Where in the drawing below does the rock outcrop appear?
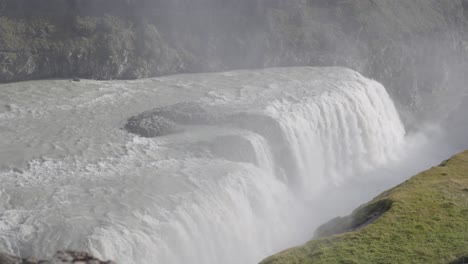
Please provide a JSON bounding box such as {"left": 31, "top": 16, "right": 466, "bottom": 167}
{"left": 0, "top": 251, "right": 115, "bottom": 264}
{"left": 124, "top": 102, "right": 215, "bottom": 137}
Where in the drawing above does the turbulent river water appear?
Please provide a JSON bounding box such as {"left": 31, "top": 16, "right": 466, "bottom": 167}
{"left": 0, "top": 67, "right": 461, "bottom": 264}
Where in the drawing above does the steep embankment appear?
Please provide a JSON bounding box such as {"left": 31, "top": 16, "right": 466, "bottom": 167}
{"left": 1, "top": 0, "right": 468, "bottom": 123}
{"left": 261, "top": 150, "right": 468, "bottom": 264}
{"left": 0, "top": 251, "right": 114, "bottom": 264}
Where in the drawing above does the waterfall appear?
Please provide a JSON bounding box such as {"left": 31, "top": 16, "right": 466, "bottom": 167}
{"left": 225, "top": 69, "right": 405, "bottom": 195}
{"left": 0, "top": 67, "right": 407, "bottom": 264}
{"left": 264, "top": 78, "right": 406, "bottom": 194}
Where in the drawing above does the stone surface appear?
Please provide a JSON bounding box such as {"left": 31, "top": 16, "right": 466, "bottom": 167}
{"left": 125, "top": 114, "right": 181, "bottom": 138}
{"left": 124, "top": 102, "right": 219, "bottom": 137}
{"left": 1, "top": 1, "right": 467, "bottom": 125}
{"left": 0, "top": 251, "right": 115, "bottom": 264}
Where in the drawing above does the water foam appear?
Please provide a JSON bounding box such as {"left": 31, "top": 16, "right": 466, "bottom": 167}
{"left": 0, "top": 67, "right": 407, "bottom": 264}
{"left": 264, "top": 78, "right": 405, "bottom": 194}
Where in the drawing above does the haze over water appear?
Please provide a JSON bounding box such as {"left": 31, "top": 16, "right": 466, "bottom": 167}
{"left": 0, "top": 67, "right": 464, "bottom": 263}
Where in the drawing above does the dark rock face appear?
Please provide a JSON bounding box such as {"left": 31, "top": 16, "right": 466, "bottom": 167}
{"left": 125, "top": 114, "right": 181, "bottom": 138}
{"left": 124, "top": 102, "right": 214, "bottom": 137}
{"left": 314, "top": 199, "right": 393, "bottom": 238}
{"left": 1, "top": 0, "right": 468, "bottom": 123}
{"left": 0, "top": 251, "right": 115, "bottom": 264}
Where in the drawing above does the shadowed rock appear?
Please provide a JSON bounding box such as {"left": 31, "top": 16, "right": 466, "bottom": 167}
{"left": 125, "top": 114, "right": 180, "bottom": 138}
{"left": 0, "top": 251, "right": 115, "bottom": 264}
{"left": 314, "top": 199, "right": 393, "bottom": 238}
{"left": 124, "top": 102, "right": 216, "bottom": 137}
{"left": 2, "top": 0, "right": 467, "bottom": 126}
{"left": 449, "top": 256, "right": 468, "bottom": 264}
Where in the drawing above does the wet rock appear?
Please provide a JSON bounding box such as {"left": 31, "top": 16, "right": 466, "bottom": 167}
{"left": 125, "top": 114, "right": 181, "bottom": 138}
{"left": 0, "top": 251, "right": 115, "bottom": 264}
{"left": 1, "top": 0, "right": 467, "bottom": 126}
{"left": 314, "top": 199, "right": 394, "bottom": 238}
{"left": 124, "top": 102, "right": 217, "bottom": 137}
{"left": 0, "top": 253, "right": 20, "bottom": 264}
{"left": 150, "top": 102, "right": 216, "bottom": 125}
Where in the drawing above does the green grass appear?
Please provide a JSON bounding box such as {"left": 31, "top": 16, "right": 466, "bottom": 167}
{"left": 261, "top": 150, "right": 468, "bottom": 264}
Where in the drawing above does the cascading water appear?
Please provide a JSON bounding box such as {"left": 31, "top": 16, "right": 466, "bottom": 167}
{"left": 0, "top": 67, "right": 409, "bottom": 264}
{"left": 264, "top": 77, "right": 406, "bottom": 194}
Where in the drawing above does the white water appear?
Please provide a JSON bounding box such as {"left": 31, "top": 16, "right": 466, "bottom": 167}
{"left": 0, "top": 67, "right": 452, "bottom": 263}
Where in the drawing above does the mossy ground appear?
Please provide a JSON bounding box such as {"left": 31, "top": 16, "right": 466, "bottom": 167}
{"left": 261, "top": 151, "right": 468, "bottom": 264}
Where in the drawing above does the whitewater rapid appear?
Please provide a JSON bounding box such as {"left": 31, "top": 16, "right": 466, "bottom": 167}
{"left": 0, "top": 67, "right": 434, "bottom": 263}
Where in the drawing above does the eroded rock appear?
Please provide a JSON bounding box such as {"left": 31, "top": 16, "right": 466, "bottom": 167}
{"left": 125, "top": 102, "right": 216, "bottom": 137}
{"left": 125, "top": 114, "right": 180, "bottom": 138}
{"left": 0, "top": 251, "right": 115, "bottom": 264}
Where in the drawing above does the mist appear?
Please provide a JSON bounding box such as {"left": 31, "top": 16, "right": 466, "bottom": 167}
{"left": 0, "top": 1, "right": 468, "bottom": 264}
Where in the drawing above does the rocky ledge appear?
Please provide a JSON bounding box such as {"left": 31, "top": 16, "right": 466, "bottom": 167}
{"left": 1, "top": 0, "right": 467, "bottom": 126}
{"left": 0, "top": 251, "right": 115, "bottom": 264}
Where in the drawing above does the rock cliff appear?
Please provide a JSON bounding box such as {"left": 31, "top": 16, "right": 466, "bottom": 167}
{"left": 0, "top": 251, "right": 114, "bottom": 264}
{"left": 1, "top": 0, "right": 468, "bottom": 123}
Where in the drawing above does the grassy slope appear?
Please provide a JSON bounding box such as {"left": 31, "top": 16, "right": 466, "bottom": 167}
{"left": 261, "top": 151, "right": 468, "bottom": 264}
